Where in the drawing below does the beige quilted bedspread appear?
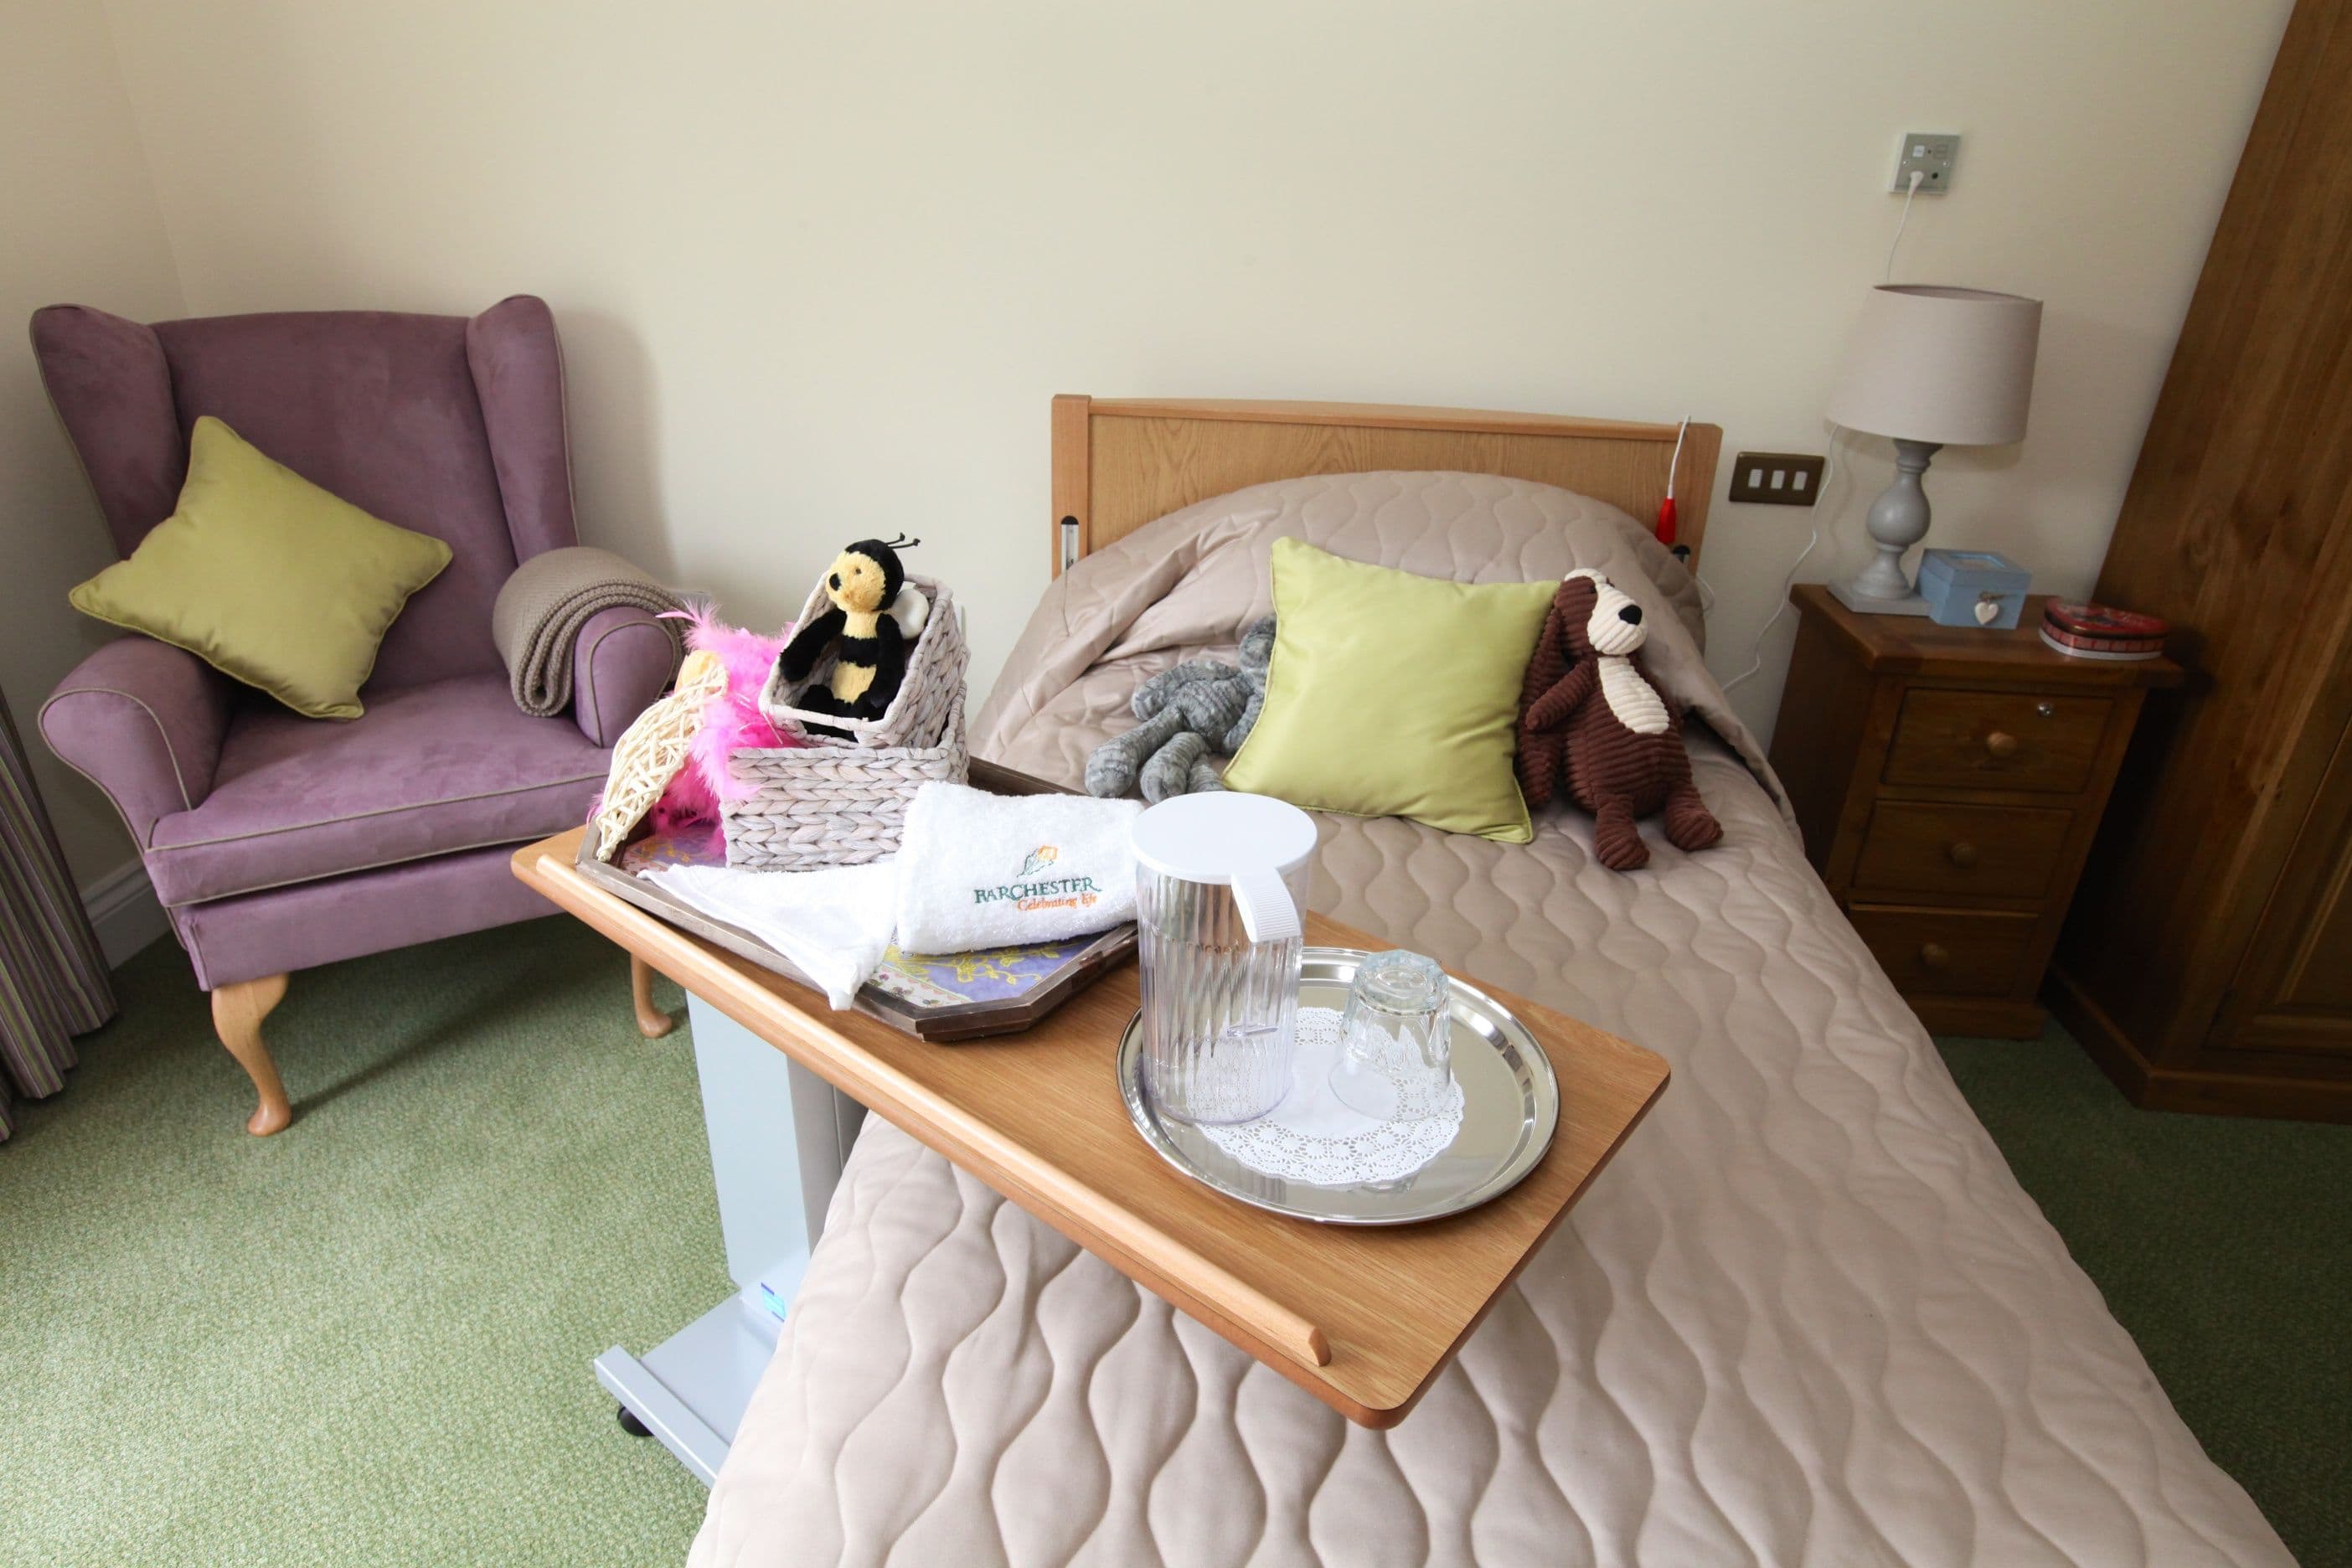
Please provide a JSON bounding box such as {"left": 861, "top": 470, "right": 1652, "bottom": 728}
{"left": 689, "top": 474, "right": 2287, "bottom": 1567}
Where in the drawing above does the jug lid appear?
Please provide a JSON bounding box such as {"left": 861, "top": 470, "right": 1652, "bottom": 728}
{"left": 1131, "top": 792, "right": 1317, "bottom": 885}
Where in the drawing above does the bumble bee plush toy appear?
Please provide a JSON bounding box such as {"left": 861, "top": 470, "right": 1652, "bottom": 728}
{"left": 778, "top": 534, "right": 927, "bottom": 735}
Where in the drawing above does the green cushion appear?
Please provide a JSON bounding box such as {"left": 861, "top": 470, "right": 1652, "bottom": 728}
{"left": 69, "top": 417, "right": 452, "bottom": 720}
{"left": 1222, "top": 538, "right": 1556, "bottom": 843}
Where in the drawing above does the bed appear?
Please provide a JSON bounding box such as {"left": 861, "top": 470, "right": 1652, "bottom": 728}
{"left": 689, "top": 400, "right": 2287, "bottom": 1566}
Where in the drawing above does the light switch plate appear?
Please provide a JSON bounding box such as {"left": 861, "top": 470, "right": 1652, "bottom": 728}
{"left": 1892, "top": 132, "right": 1958, "bottom": 193}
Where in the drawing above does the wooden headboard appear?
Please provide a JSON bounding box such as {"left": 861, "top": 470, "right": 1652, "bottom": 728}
{"left": 1050, "top": 397, "right": 1722, "bottom": 576}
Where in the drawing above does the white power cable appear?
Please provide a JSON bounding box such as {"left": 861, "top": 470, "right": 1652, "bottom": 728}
{"left": 1724, "top": 422, "right": 1844, "bottom": 693}
{"left": 1723, "top": 180, "right": 1920, "bottom": 689}
{"left": 1884, "top": 168, "right": 1925, "bottom": 284}
{"left": 1719, "top": 182, "right": 1914, "bottom": 691}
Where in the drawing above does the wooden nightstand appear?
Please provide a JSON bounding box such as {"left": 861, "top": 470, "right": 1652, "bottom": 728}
{"left": 1768, "top": 585, "right": 2182, "bottom": 1038}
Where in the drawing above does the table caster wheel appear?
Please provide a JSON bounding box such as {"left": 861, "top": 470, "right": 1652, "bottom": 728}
{"left": 617, "top": 1404, "right": 652, "bottom": 1438}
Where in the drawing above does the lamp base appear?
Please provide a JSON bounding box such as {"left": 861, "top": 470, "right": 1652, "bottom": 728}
{"left": 1828, "top": 580, "right": 1932, "bottom": 617}
{"left": 1834, "top": 437, "right": 1943, "bottom": 618}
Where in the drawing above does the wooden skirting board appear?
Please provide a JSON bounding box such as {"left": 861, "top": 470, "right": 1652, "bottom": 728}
{"left": 2046, "top": 965, "right": 2352, "bottom": 1122}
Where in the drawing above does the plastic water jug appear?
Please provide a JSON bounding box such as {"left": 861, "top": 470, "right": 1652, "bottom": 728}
{"left": 1130, "top": 792, "right": 1317, "bottom": 1123}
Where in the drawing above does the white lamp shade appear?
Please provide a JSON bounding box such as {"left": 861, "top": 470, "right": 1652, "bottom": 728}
{"left": 1826, "top": 285, "right": 2042, "bottom": 446}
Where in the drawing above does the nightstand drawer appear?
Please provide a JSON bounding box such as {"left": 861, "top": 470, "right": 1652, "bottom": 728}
{"left": 1851, "top": 802, "right": 2073, "bottom": 900}
{"left": 1884, "top": 689, "right": 2111, "bottom": 792}
{"left": 1849, "top": 905, "right": 2037, "bottom": 997}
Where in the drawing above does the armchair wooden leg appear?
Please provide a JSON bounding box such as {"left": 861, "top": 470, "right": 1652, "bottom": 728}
{"left": 630, "top": 955, "right": 674, "bottom": 1039}
{"left": 211, "top": 973, "right": 293, "bottom": 1136}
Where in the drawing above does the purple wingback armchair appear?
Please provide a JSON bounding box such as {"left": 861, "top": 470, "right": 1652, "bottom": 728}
{"left": 33, "top": 296, "right": 676, "bottom": 1134}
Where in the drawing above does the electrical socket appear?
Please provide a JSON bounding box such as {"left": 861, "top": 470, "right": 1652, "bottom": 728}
{"left": 1728, "top": 452, "right": 1827, "bottom": 506}
{"left": 1892, "top": 132, "right": 1958, "bottom": 193}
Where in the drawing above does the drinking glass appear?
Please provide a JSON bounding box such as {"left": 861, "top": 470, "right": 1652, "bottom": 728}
{"left": 1329, "top": 950, "right": 1453, "bottom": 1121}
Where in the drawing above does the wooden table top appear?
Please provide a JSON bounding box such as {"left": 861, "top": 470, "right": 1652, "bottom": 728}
{"left": 514, "top": 828, "right": 1669, "bottom": 1427}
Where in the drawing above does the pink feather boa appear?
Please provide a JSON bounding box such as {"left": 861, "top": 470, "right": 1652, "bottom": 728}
{"left": 647, "top": 603, "right": 803, "bottom": 848}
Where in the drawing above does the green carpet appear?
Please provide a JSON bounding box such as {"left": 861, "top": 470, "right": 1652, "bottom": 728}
{"left": 0, "top": 919, "right": 720, "bottom": 1567}
{"left": 1939, "top": 1026, "right": 2350, "bottom": 1567}
{"left": 3, "top": 921, "right": 2344, "bottom": 1565}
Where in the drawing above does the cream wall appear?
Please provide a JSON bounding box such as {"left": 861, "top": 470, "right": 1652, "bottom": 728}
{"left": 0, "top": 0, "right": 187, "bottom": 889}
{"left": 18, "top": 1, "right": 2293, "bottom": 890}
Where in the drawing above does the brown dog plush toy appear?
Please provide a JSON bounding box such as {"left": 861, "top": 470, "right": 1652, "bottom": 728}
{"left": 1515, "top": 569, "right": 1722, "bottom": 871}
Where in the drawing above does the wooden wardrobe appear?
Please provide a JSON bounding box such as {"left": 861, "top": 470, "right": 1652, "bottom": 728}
{"left": 2050, "top": 0, "right": 2352, "bottom": 1122}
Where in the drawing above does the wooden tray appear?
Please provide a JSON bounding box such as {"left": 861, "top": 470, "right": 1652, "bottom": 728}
{"left": 516, "top": 825, "right": 1670, "bottom": 1427}
{"left": 577, "top": 759, "right": 1135, "bottom": 1042}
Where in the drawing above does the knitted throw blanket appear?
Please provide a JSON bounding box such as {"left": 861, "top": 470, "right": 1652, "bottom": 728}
{"left": 491, "top": 546, "right": 684, "bottom": 716}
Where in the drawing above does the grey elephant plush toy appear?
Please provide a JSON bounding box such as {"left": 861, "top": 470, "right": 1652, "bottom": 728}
{"left": 1086, "top": 616, "right": 1276, "bottom": 802}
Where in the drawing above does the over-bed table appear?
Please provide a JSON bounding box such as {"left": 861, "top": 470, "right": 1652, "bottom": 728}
{"left": 517, "top": 817, "right": 1665, "bottom": 1431}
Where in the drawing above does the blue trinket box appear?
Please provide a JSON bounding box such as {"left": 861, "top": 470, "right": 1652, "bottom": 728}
{"left": 1917, "top": 548, "right": 2030, "bottom": 629}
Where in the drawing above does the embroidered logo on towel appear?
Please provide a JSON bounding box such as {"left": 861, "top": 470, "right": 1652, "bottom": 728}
{"left": 976, "top": 843, "right": 1101, "bottom": 914}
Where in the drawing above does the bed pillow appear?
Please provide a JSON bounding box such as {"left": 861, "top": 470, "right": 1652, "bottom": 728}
{"left": 1221, "top": 537, "right": 1556, "bottom": 842}
{"left": 68, "top": 416, "right": 452, "bottom": 720}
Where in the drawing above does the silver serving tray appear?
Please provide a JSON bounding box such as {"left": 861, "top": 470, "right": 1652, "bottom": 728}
{"left": 1116, "top": 947, "right": 1560, "bottom": 1225}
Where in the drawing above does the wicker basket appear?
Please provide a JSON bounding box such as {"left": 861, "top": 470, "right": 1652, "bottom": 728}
{"left": 720, "top": 575, "right": 970, "bottom": 870}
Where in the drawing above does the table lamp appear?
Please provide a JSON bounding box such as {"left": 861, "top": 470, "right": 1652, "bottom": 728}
{"left": 1825, "top": 284, "right": 2042, "bottom": 615}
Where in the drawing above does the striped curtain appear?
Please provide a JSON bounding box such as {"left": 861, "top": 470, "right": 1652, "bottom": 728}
{"left": 0, "top": 691, "right": 115, "bottom": 1138}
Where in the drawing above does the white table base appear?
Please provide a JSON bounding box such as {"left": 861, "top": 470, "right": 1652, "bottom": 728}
{"left": 596, "top": 993, "right": 864, "bottom": 1485}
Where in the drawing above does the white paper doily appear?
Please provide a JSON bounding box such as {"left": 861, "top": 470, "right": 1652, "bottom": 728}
{"left": 1198, "top": 1006, "right": 1465, "bottom": 1185}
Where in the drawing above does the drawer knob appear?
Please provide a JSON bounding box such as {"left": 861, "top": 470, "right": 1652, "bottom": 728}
{"left": 2035, "top": 700, "right": 2056, "bottom": 719}
{"left": 1983, "top": 730, "right": 2019, "bottom": 759}
{"left": 1947, "top": 841, "right": 1980, "bottom": 868}
{"left": 1919, "top": 941, "right": 1952, "bottom": 971}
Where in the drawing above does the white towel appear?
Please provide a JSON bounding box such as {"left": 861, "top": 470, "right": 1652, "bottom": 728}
{"left": 642, "top": 860, "right": 898, "bottom": 1009}
{"left": 895, "top": 782, "right": 1142, "bottom": 955}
